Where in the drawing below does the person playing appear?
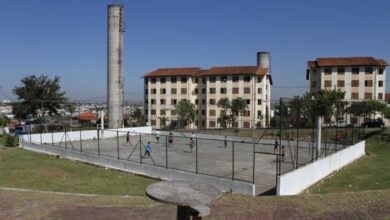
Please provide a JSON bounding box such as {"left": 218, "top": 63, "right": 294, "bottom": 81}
{"left": 224, "top": 135, "right": 228, "bottom": 148}
{"left": 156, "top": 130, "right": 160, "bottom": 144}
{"left": 126, "top": 131, "right": 131, "bottom": 145}
{"left": 189, "top": 132, "right": 195, "bottom": 152}
{"left": 142, "top": 141, "right": 156, "bottom": 165}
{"left": 281, "top": 145, "right": 285, "bottom": 161}
{"left": 168, "top": 132, "right": 173, "bottom": 147}
{"left": 274, "top": 139, "right": 279, "bottom": 153}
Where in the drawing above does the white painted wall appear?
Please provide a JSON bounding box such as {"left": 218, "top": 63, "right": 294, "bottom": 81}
{"left": 19, "top": 126, "right": 152, "bottom": 144}
{"left": 277, "top": 140, "right": 365, "bottom": 195}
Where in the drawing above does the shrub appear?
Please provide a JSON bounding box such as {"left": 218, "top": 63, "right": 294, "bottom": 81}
{"left": 4, "top": 134, "right": 18, "bottom": 147}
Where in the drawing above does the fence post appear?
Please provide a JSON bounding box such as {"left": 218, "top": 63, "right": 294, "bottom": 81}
{"left": 51, "top": 130, "right": 54, "bottom": 146}
{"left": 165, "top": 135, "right": 168, "bottom": 169}
{"left": 79, "top": 127, "right": 82, "bottom": 152}
{"left": 40, "top": 131, "right": 42, "bottom": 145}
{"left": 252, "top": 142, "right": 255, "bottom": 184}
{"left": 65, "top": 128, "right": 67, "bottom": 150}
{"left": 117, "top": 130, "right": 120, "bottom": 160}
{"left": 97, "top": 128, "right": 100, "bottom": 156}
{"left": 232, "top": 141, "right": 235, "bottom": 181}
{"left": 195, "top": 139, "right": 198, "bottom": 174}
{"left": 139, "top": 133, "right": 142, "bottom": 164}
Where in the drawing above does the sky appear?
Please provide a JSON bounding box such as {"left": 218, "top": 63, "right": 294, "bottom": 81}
{"left": 0, "top": 0, "right": 389, "bottom": 103}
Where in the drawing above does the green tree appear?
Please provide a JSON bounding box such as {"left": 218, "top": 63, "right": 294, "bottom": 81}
{"left": 175, "top": 100, "right": 197, "bottom": 129}
{"left": 231, "top": 97, "right": 248, "bottom": 128}
{"left": 129, "top": 107, "right": 145, "bottom": 126}
{"left": 13, "top": 75, "right": 67, "bottom": 120}
{"left": 217, "top": 98, "right": 232, "bottom": 128}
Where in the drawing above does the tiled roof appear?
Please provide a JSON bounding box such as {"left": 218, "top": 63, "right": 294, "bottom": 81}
{"left": 308, "top": 57, "right": 388, "bottom": 68}
{"left": 202, "top": 66, "right": 268, "bottom": 76}
{"left": 143, "top": 68, "right": 202, "bottom": 78}
{"left": 78, "top": 112, "right": 97, "bottom": 121}
{"left": 143, "top": 66, "right": 269, "bottom": 78}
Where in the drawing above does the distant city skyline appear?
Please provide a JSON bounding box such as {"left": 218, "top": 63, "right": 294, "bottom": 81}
{"left": 0, "top": 0, "right": 389, "bottom": 102}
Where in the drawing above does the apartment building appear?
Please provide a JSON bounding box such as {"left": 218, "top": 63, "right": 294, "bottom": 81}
{"left": 307, "top": 57, "right": 387, "bottom": 101}
{"left": 143, "top": 52, "right": 273, "bottom": 129}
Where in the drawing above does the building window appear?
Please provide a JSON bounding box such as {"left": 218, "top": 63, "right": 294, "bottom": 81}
{"left": 258, "top": 88, "right": 262, "bottom": 94}
{"left": 351, "top": 93, "right": 359, "bottom": 100}
{"left": 351, "top": 80, "right": 359, "bottom": 87}
{"left": 181, "top": 88, "right": 187, "bottom": 94}
{"left": 337, "top": 68, "right": 345, "bottom": 75}
{"left": 145, "top": 89, "right": 148, "bottom": 95}
{"left": 171, "top": 110, "right": 176, "bottom": 116}
{"left": 221, "top": 76, "right": 227, "bottom": 82}
{"left": 324, "top": 68, "right": 332, "bottom": 75}
{"left": 220, "top": 88, "right": 227, "bottom": 94}
{"left": 246, "top": 99, "right": 250, "bottom": 105}
{"left": 151, "top": 120, "right": 156, "bottom": 125}
{"left": 194, "top": 88, "right": 198, "bottom": 94}
{"left": 160, "top": 88, "right": 166, "bottom": 94}
{"left": 181, "top": 99, "right": 187, "bottom": 102}
{"left": 151, "top": 109, "right": 156, "bottom": 115}
{"left": 209, "top": 88, "right": 216, "bottom": 94}
{"left": 202, "top": 88, "right": 206, "bottom": 94}
{"left": 365, "top": 67, "right": 373, "bottom": 74}
{"left": 244, "top": 88, "right": 250, "bottom": 94}
{"left": 202, "top": 78, "right": 206, "bottom": 84}
{"left": 171, "top": 99, "right": 177, "bottom": 105}
{"left": 232, "top": 76, "right": 239, "bottom": 82}
{"left": 378, "top": 68, "right": 384, "bottom": 75}
{"left": 210, "top": 76, "right": 216, "bottom": 83}
{"left": 151, "top": 89, "right": 156, "bottom": 94}
{"left": 233, "top": 87, "right": 239, "bottom": 94}
{"left": 257, "top": 110, "right": 262, "bottom": 118}
{"left": 364, "top": 92, "right": 372, "bottom": 99}
{"left": 258, "top": 99, "right": 262, "bottom": 105}
{"left": 151, "top": 78, "right": 156, "bottom": 84}
{"left": 195, "top": 99, "right": 198, "bottom": 104}
{"left": 160, "top": 77, "right": 166, "bottom": 83}
{"left": 160, "top": 99, "right": 165, "bottom": 104}
{"left": 202, "top": 99, "right": 206, "bottom": 105}
{"left": 337, "top": 80, "right": 345, "bottom": 87}
{"left": 181, "top": 77, "right": 187, "bottom": 83}
{"left": 324, "top": 80, "right": 332, "bottom": 87}
{"left": 202, "top": 110, "right": 205, "bottom": 116}
{"left": 365, "top": 80, "right": 373, "bottom": 87}
{"left": 171, "top": 77, "right": 177, "bottom": 83}
{"left": 352, "top": 67, "right": 359, "bottom": 74}
{"left": 243, "top": 111, "right": 250, "bottom": 117}
{"left": 151, "top": 99, "right": 156, "bottom": 104}
{"left": 144, "top": 99, "right": 148, "bottom": 104}
{"left": 311, "top": 81, "right": 317, "bottom": 87}
{"left": 378, "top": 93, "right": 383, "bottom": 100}
{"left": 194, "top": 78, "right": 199, "bottom": 83}
{"left": 378, "top": 80, "right": 383, "bottom": 87}
{"left": 209, "top": 99, "right": 216, "bottom": 105}
{"left": 171, "top": 88, "right": 177, "bottom": 94}
{"left": 144, "top": 79, "right": 148, "bottom": 84}
{"left": 209, "top": 121, "right": 216, "bottom": 128}
{"left": 244, "top": 75, "right": 251, "bottom": 82}
{"left": 258, "top": 76, "right": 263, "bottom": 83}
{"left": 243, "top": 122, "right": 250, "bottom": 128}
{"left": 209, "top": 110, "right": 216, "bottom": 116}
{"left": 160, "top": 109, "right": 166, "bottom": 115}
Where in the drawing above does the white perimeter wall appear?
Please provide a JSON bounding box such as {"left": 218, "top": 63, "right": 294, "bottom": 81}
{"left": 19, "top": 126, "right": 152, "bottom": 144}
{"left": 277, "top": 140, "right": 365, "bottom": 196}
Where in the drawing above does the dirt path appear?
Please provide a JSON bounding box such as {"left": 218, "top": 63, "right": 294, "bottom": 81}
{"left": 1, "top": 188, "right": 389, "bottom": 219}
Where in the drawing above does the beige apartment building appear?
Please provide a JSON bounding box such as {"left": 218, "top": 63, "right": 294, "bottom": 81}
{"left": 143, "top": 52, "right": 273, "bottom": 129}
{"left": 307, "top": 57, "right": 387, "bottom": 101}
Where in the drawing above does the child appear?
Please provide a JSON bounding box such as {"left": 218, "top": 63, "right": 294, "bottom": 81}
{"left": 281, "top": 145, "right": 285, "bottom": 161}
{"left": 224, "top": 136, "right": 228, "bottom": 148}
{"left": 274, "top": 139, "right": 279, "bottom": 153}
{"left": 168, "top": 132, "right": 173, "bottom": 147}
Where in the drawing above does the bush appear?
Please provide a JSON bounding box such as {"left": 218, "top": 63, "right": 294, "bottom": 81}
{"left": 4, "top": 134, "right": 18, "bottom": 147}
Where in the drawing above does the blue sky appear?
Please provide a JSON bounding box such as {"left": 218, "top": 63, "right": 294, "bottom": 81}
{"left": 0, "top": 0, "right": 389, "bottom": 102}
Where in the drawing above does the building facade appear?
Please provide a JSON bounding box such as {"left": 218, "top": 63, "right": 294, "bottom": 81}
{"left": 143, "top": 53, "right": 273, "bottom": 129}
{"left": 307, "top": 57, "right": 387, "bottom": 101}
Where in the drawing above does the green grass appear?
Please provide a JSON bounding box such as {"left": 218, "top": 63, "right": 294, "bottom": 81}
{"left": 0, "top": 147, "right": 156, "bottom": 196}
{"left": 308, "top": 129, "right": 390, "bottom": 194}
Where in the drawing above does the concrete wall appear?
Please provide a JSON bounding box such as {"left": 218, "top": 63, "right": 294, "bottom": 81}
{"left": 19, "top": 141, "right": 255, "bottom": 196}
{"left": 277, "top": 140, "right": 365, "bottom": 195}
{"left": 19, "top": 126, "right": 152, "bottom": 144}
